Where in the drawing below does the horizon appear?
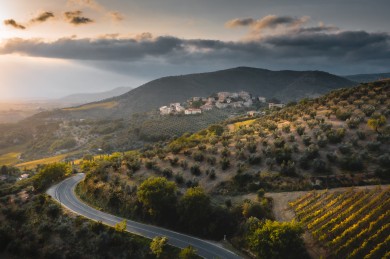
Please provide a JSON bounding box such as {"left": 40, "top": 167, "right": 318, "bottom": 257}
{"left": 0, "top": 0, "right": 390, "bottom": 99}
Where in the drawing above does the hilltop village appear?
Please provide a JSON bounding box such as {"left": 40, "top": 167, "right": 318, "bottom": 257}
{"left": 159, "top": 91, "right": 285, "bottom": 115}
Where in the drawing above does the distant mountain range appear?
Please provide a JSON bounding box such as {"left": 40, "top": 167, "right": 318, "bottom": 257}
{"left": 343, "top": 72, "right": 390, "bottom": 83}
{"left": 46, "top": 67, "right": 355, "bottom": 120}
{"left": 56, "top": 86, "right": 132, "bottom": 105}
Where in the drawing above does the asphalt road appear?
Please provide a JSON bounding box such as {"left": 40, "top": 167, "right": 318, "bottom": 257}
{"left": 47, "top": 173, "right": 242, "bottom": 259}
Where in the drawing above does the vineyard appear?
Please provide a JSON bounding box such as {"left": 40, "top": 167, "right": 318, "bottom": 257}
{"left": 290, "top": 187, "right": 390, "bottom": 259}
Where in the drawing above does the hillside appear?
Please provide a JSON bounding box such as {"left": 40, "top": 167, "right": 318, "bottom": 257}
{"left": 48, "top": 67, "right": 355, "bottom": 120}
{"left": 75, "top": 80, "right": 388, "bottom": 258}
{"left": 56, "top": 86, "right": 132, "bottom": 105}
{"left": 344, "top": 72, "right": 390, "bottom": 83}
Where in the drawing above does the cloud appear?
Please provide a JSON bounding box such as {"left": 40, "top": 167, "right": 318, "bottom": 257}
{"left": 226, "top": 15, "right": 309, "bottom": 31}
{"left": 30, "top": 12, "right": 55, "bottom": 23}
{"left": 67, "top": 0, "right": 124, "bottom": 22}
{"left": 109, "top": 11, "right": 124, "bottom": 22}
{"left": 64, "top": 11, "right": 94, "bottom": 25}
{"left": 225, "top": 18, "right": 255, "bottom": 28}
{"left": 3, "top": 19, "right": 26, "bottom": 30}
{"left": 0, "top": 20, "right": 389, "bottom": 75}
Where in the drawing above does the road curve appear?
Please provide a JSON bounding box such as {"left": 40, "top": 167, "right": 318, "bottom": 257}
{"left": 47, "top": 173, "right": 242, "bottom": 259}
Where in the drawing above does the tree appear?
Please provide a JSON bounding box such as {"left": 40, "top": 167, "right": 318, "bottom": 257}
{"left": 137, "top": 177, "right": 177, "bottom": 221}
{"left": 178, "top": 187, "right": 211, "bottom": 235}
{"left": 114, "top": 220, "right": 127, "bottom": 232}
{"left": 32, "top": 163, "right": 71, "bottom": 191}
{"left": 367, "top": 115, "right": 386, "bottom": 134}
{"left": 248, "top": 220, "right": 307, "bottom": 259}
{"left": 179, "top": 246, "right": 197, "bottom": 259}
{"left": 150, "top": 236, "right": 168, "bottom": 258}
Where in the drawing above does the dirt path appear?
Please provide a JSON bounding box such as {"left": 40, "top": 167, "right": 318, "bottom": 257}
{"left": 264, "top": 184, "right": 390, "bottom": 259}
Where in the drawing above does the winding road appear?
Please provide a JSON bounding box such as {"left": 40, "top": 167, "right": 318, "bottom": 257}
{"left": 47, "top": 173, "right": 242, "bottom": 259}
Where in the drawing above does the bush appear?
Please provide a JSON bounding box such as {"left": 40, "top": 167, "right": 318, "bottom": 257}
{"left": 192, "top": 151, "right": 204, "bottom": 162}
{"left": 162, "top": 168, "right": 173, "bottom": 178}
{"left": 220, "top": 158, "right": 230, "bottom": 170}
{"left": 248, "top": 220, "right": 307, "bottom": 259}
{"left": 366, "top": 141, "right": 381, "bottom": 152}
{"left": 339, "top": 155, "right": 364, "bottom": 171}
{"left": 302, "top": 135, "right": 311, "bottom": 146}
{"left": 248, "top": 155, "right": 262, "bottom": 165}
{"left": 296, "top": 126, "right": 305, "bottom": 136}
{"left": 247, "top": 142, "right": 257, "bottom": 153}
{"left": 190, "top": 164, "right": 201, "bottom": 176}
{"left": 335, "top": 109, "right": 352, "bottom": 121}
{"left": 312, "top": 159, "right": 327, "bottom": 173}
{"left": 179, "top": 246, "right": 197, "bottom": 259}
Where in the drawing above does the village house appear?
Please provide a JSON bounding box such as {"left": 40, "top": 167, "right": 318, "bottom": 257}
{"left": 200, "top": 104, "right": 213, "bottom": 111}
{"left": 159, "top": 106, "right": 171, "bottom": 115}
{"left": 258, "top": 96, "right": 266, "bottom": 103}
{"left": 18, "top": 174, "right": 29, "bottom": 181}
{"left": 217, "top": 92, "right": 231, "bottom": 102}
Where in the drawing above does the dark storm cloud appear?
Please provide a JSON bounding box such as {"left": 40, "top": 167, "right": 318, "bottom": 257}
{"left": 1, "top": 30, "right": 388, "bottom": 61}
{"left": 30, "top": 12, "right": 55, "bottom": 23}
{"left": 3, "top": 19, "right": 26, "bottom": 30}
{"left": 64, "top": 11, "right": 94, "bottom": 25}
{"left": 0, "top": 25, "right": 389, "bottom": 74}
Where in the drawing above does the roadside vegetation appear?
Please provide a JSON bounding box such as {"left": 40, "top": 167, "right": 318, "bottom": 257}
{"left": 0, "top": 163, "right": 182, "bottom": 258}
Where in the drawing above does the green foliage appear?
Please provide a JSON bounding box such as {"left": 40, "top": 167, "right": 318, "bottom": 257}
{"left": 367, "top": 115, "right": 386, "bottom": 133}
{"left": 32, "top": 163, "right": 71, "bottom": 191}
{"left": 179, "top": 246, "right": 197, "bottom": 259}
{"left": 115, "top": 219, "right": 127, "bottom": 232}
{"left": 137, "top": 177, "right": 177, "bottom": 220}
{"left": 150, "top": 236, "right": 168, "bottom": 258}
{"left": 178, "top": 187, "right": 212, "bottom": 235}
{"left": 247, "top": 220, "right": 306, "bottom": 259}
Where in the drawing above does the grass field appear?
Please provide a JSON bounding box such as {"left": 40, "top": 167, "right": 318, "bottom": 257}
{"left": 233, "top": 119, "right": 256, "bottom": 129}
{"left": 62, "top": 101, "right": 118, "bottom": 111}
{"left": 0, "top": 144, "right": 28, "bottom": 165}
{"left": 15, "top": 153, "right": 75, "bottom": 169}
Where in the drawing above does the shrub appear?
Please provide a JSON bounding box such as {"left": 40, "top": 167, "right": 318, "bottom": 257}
{"left": 192, "top": 151, "right": 204, "bottom": 162}
{"left": 356, "top": 131, "right": 366, "bottom": 140}
{"left": 190, "top": 164, "right": 201, "bottom": 176}
{"left": 247, "top": 142, "right": 257, "bottom": 153}
{"left": 339, "top": 144, "right": 352, "bottom": 154}
{"left": 335, "top": 109, "right": 352, "bottom": 121}
{"left": 296, "top": 126, "right": 305, "bottom": 136}
{"left": 302, "top": 135, "right": 311, "bottom": 146}
{"left": 220, "top": 158, "right": 230, "bottom": 170}
{"left": 282, "top": 125, "right": 291, "bottom": 133}
{"left": 378, "top": 154, "right": 390, "bottom": 167}
{"left": 366, "top": 141, "right": 381, "bottom": 152}
{"left": 281, "top": 160, "right": 296, "bottom": 176}
{"left": 326, "top": 152, "right": 338, "bottom": 162}
{"left": 162, "top": 168, "right": 173, "bottom": 178}
{"left": 327, "top": 128, "right": 346, "bottom": 144}
{"left": 174, "top": 174, "right": 184, "bottom": 184}
{"left": 248, "top": 155, "right": 262, "bottom": 165}
{"left": 206, "top": 156, "right": 216, "bottom": 165}
{"left": 339, "top": 155, "right": 364, "bottom": 171}
{"left": 312, "top": 159, "right": 327, "bottom": 173}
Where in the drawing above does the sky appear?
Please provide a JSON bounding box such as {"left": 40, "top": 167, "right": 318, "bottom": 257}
{"left": 0, "top": 0, "right": 389, "bottom": 100}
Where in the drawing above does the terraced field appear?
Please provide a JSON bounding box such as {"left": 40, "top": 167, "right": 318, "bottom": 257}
{"left": 290, "top": 187, "right": 390, "bottom": 259}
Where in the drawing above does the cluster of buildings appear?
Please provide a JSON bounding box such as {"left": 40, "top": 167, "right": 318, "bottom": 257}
{"left": 159, "top": 91, "right": 284, "bottom": 115}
